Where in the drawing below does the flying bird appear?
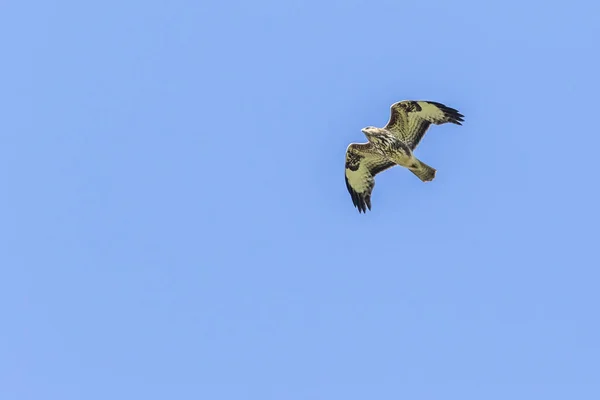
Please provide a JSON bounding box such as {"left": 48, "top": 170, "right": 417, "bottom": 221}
{"left": 345, "top": 100, "right": 464, "bottom": 213}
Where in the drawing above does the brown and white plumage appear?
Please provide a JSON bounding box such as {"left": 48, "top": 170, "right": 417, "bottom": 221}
{"left": 344, "top": 100, "right": 464, "bottom": 213}
{"left": 344, "top": 143, "right": 396, "bottom": 213}
{"left": 384, "top": 100, "right": 464, "bottom": 150}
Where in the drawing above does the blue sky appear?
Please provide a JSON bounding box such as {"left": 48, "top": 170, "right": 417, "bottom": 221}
{"left": 2, "top": 0, "right": 600, "bottom": 398}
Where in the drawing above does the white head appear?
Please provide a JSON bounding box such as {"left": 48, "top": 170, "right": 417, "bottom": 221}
{"left": 361, "top": 126, "right": 397, "bottom": 148}
{"left": 361, "top": 126, "right": 381, "bottom": 138}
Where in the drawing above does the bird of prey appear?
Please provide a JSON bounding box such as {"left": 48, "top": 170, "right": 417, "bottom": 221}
{"left": 345, "top": 100, "right": 464, "bottom": 213}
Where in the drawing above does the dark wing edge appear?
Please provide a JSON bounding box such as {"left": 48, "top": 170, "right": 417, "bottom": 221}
{"left": 423, "top": 101, "right": 465, "bottom": 126}
{"left": 344, "top": 144, "right": 396, "bottom": 213}
{"left": 385, "top": 100, "right": 465, "bottom": 149}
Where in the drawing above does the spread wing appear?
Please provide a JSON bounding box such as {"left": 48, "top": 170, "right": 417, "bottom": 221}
{"left": 384, "top": 100, "right": 464, "bottom": 149}
{"left": 345, "top": 143, "right": 396, "bottom": 213}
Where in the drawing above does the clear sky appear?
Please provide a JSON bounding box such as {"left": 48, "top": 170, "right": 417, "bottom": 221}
{"left": 2, "top": 0, "right": 600, "bottom": 399}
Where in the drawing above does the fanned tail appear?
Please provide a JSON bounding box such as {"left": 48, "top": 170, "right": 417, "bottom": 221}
{"left": 408, "top": 159, "right": 436, "bottom": 182}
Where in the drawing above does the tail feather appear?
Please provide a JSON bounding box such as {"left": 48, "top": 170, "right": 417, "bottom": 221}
{"left": 409, "top": 159, "right": 436, "bottom": 182}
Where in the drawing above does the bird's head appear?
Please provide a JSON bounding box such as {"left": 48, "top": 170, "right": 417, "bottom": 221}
{"left": 361, "top": 126, "right": 396, "bottom": 147}
{"left": 361, "top": 126, "right": 380, "bottom": 137}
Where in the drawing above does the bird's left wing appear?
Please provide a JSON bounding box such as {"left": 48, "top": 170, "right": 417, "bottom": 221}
{"left": 345, "top": 143, "right": 396, "bottom": 213}
{"left": 384, "top": 100, "right": 464, "bottom": 149}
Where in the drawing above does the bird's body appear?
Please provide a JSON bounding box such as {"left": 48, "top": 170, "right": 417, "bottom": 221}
{"left": 359, "top": 126, "right": 434, "bottom": 181}
{"left": 361, "top": 127, "right": 414, "bottom": 166}
{"left": 345, "top": 100, "right": 465, "bottom": 213}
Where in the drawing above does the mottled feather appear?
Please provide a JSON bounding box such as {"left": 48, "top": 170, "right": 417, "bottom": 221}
{"left": 344, "top": 143, "right": 396, "bottom": 213}
{"left": 384, "top": 100, "right": 464, "bottom": 149}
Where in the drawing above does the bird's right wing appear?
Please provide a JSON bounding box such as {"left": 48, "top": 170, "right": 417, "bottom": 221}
{"left": 384, "top": 100, "right": 464, "bottom": 149}
{"left": 345, "top": 143, "right": 396, "bottom": 213}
